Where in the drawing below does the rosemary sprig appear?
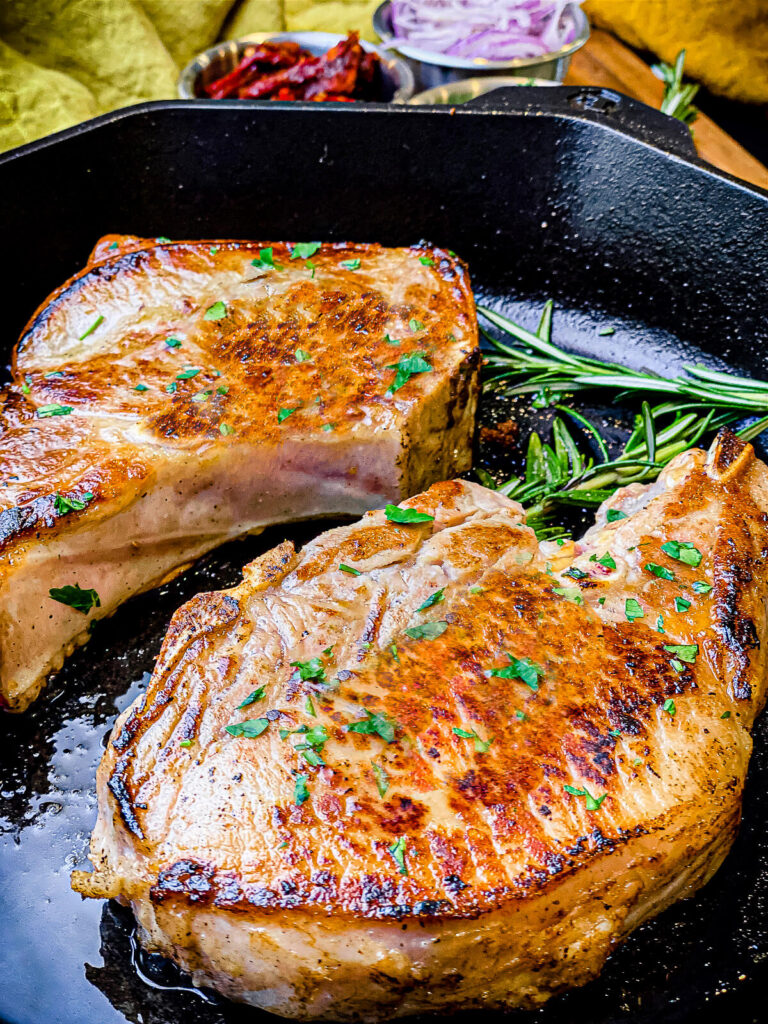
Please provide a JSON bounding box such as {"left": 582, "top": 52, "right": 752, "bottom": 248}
{"left": 652, "top": 49, "right": 699, "bottom": 127}
{"left": 477, "top": 302, "right": 768, "bottom": 538}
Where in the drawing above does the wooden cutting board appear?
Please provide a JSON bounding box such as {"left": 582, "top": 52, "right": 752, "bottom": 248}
{"left": 565, "top": 29, "right": 768, "bottom": 191}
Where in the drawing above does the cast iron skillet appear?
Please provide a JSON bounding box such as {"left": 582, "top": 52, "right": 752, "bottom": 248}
{"left": 1, "top": 89, "right": 768, "bottom": 1024}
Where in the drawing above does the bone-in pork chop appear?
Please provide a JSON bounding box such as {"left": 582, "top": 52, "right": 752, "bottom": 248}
{"left": 74, "top": 431, "right": 768, "bottom": 1019}
{"left": 0, "top": 237, "right": 478, "bottom": 711}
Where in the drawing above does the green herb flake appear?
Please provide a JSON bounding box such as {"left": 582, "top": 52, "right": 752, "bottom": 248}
{"left": 294, "top": 774, "right": 310, "bottom": 805}
{"left": 390, "top": 644, "right": 399, "bottom": 662}
{"left": 388, "top": 835, "right": 408, "bottom": 875}
{"left": 468, "top": 585, "right": 484, "bottom": 594}
{"left": 156, "top": 236, "right": 171, "bottom": 243}
{"left": 237, "top": 686, "right": 266, "bottom": 709}
{"left": 165, "top": 382, "right": 177, "bottom": 394}
{"left": 295, "top": 348, "right": 312, "bottom": 363}
{"left": 225, "top": 718, "right": 269, "bottom": 738}
{"left": 721, "top": 710, "right": 731, "bottom": 719}
{"left": 21, "top": 377, "right": 31, "bottom": 395}
{"left": 409, "top": 318, "right": 425, "bottom": 332}
{"left": 661, "top": 540, "right": 703, "bottom": 568}
{"left": 598, "top": 596, "right": 606, "bottom": 605}
{"left": 291, "top": 242, "right": 321, "bottom": 260}
{"left": 598, "top": 326, "right": 616, "bottom": 336}
{"left": 165, "top": 337, "right": 182, "bottom": 348}
{"left": 452, "top": 727, "right": 492, "bottom": 754}
{"left": 564, "top": 566, "right": 587, "bottom": 580}
{"left": 219, "top": 422, "right": 235, "bottom": 436}
{"left": 384, "top": 333, "right": 400, "bottom": 346}
{"left": 645, "top": 562, "right": 676, "bottom": 581}
{"left": 321, "top": 423, "right": 333, "bottom": 432}
{"left": 305, "top": 695, "right": 316, "bottom": 717}
{"left": 252, "top": 247, "right": 283, "bottom": 270}
{"left": 385, "top": 504, "right": 435, "bottom": 525}
{"left": 290, "top": 657, "right": 326, "bottom": 683}
{"left": 340, "top": 258, "right": 361, "bottom": 270}
{"left": 209, "top": 246, "right": 219, "bottom": 255}
{"left": 663, "top": 697, "right": 676, "bottom": 717}
{"left": 597, "top": 552, "right": 617, "bottom": 570}
{"left": 216, "top": 385, "right": 228, "bottom": 395}
{"left": 609, "top": 728, "right": 621, "bottom": 737}
{"left": 515, "top": 710, "right": 527, "bottom": 721}
{"left": 49, "top": 583, "right": 100, "bottom": 613}
{"left": 385, "top": 352, "right": 433, "bottom": 395}
{"left": 489, "top": 655, "right": 543, "bottom": 691}
{"left": 656, "top": 614, "right": 665, "bottom": 633}
{"left": 204, "top": 301, "right": 227, "bottom": 321}
{"left": 663, "top": 643, "right": 698, "bottom": 664}
{"left": 372, "top": 762, "right": 389, "bottom": 797}
{"left": 552, "top": 586, "right": 583, "bottom": 605}
{"left": 674, "top": 597, "right": 691, "bottom": 612}
{"left": 179, "top": 739, "right": 193, "bottom": 748}
{"left": 404, "top": 620, "right": 448, "bottom": 641}
{"left": 563, "top": 785, "right": 606, "bottom": 811}
{"left": 54, "top": 492, "right": 93, "bottom": 515}
{"left": 606, "top": 509, "right": 628, "bottom": 523}
{"left": 108, "top": 241, "right": 119, "bottom": 250}
{"left": 693, "top": 581, "right": 713, "bottom": 594}
{"left": 133, "top": 383, "right": 149, "bottom": 393}
{"left": 277, "top": 407, "right": 298, "bottom": 423}
{"left": 415, "top": 588, "right": 445, "bottom": 612}
{"left": 418, "top": 256, "right": 435, "bottom": 266}
{"left": 339, "top": 563, "right": 361, "bottom": 576}
{"left": 625, "top": 598, "right": 644, "bottom": 622}
{"left": 347, "top": 710, "right": 397, "bottom": 743}
{"left": 176, "top": 367, "right": 201, "bottom": 380}
{"left": 44, "top": 371, "right": 64, "bottom": 379}
{"left": 79, "top": 315, "right": 104, "bottom": 341}
{"left": 37, "top": 404, "right": 73, "bottom": 418}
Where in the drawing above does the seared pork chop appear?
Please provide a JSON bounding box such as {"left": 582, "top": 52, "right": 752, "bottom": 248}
{"left": 0, "top": 237, "right": 478, "bottom": 711}
{"left": 74, "top": 431, "right": 768, "bottom": 1020}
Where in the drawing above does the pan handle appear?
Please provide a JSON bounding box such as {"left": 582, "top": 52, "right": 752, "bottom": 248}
{"left": 462, "top": 86, "right": 698, "bottom": 161}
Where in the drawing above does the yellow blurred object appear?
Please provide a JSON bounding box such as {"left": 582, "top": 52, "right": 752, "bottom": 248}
{"left": 1, "top": 0, "right": 766, "bottom": 156}
{"left": 584, "top": 0, "right": 768, "bottom": 105}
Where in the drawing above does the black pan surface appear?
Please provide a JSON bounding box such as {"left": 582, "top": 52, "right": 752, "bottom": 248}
{"left": 1, "top": 91, "right": 768, "bottom": 1024}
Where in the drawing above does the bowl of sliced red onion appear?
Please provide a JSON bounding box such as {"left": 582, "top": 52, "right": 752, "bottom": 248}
{"left": 373, "top": 1, "right": 589, "bottom": 90}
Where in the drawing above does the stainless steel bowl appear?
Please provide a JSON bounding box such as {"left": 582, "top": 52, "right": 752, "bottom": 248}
{"left": 373, "top": 2, "right": 589, "bottom": 90}
{"left": 410, "top": 76, "right": 558, "bottom": 105}
{"left": 178, "top": 31, "right": 416, "bottom": 103}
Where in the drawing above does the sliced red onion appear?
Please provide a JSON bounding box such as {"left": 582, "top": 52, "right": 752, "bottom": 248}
{"left": 387, "top": 0, "right": 583, "bottom": 61}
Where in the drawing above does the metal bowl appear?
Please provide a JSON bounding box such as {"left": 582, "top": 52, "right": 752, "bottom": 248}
{"left": 373, "top": 1, "right": 589, "bottom": 90}
{"left": 178, "top": 31, "right": 415, "bottom": 103}
{"left": 409, "top": 76, "right": 558, "bottom": 105}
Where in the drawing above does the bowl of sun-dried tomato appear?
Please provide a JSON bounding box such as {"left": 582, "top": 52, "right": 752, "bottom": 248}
{"left": 178, "top": 30, "right": 415, "bottom": 103}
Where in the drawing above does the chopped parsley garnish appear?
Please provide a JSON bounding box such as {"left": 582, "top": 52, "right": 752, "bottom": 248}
{"left": 609, "top": 728, "right": 621, "bottom": 737}
{"left": 49, "top": 583, "right": 100, "bottom": 613}
{"left": 670, "top": 658, "right": 684, "bottom": 672}
{"left": 468, "top": 585, "right": 484, "bottom": 594}
{"left": 384, "top": 333, "right": 400, "bottom": 345}
{"left": 291, "top": 242, "right": 321, "bottom": 260}
{"left": 721, "top": 711, "right": 731, "bottom": 719}
{"left": 606, "top": 509, "right": 628, "bottom": 522}
{"left": 597, "top": 552, "right": 616, "bottom": 570}
{"left": 409, "top": 318, "right": 425, "bottom": 332}
{"left": 294, "top": 774, "right": 310, "bottom": 805}
{"left": 156, "top": 236, "right": 171, "bottom": 243}
{"left": 225, "top": 718, "right": 269, "bottom": 738}
{"left": 54, "top": 491, "right": 93, "bottom": 515}
{"left": 340, "top": 258, "right": 361, "bottom": 270}
{"left": 663, "top": 643, "right": 698, "bottom": 663}
{"left": 598, "top": 326, "right": 615, "bottom": 336}
{"left": 192, "top": 390, "right": 211, "bottom": 403}
{"left": 295, "top": 348, "right": 311, "bottom": 363}
{"left": 216, "top": 385, "right": 228, "bottom": 395}
{"left": 237, "top": 686, "right": 266, "bottom": 708}
{"left": 176, "top": 367, "right": 201, "bottom": 380}
{"left": 347, "top": 710, "right": 397, "bottom": 743}
{"left": 452, "top": 727, "right": 492, "bottom": 753}
{"left": 339, "top": 563, "right": 361, "bottom": 575}
{"left": 625, "top": 598, "right": 644, "bottom": 622}
{"left": 277, "top": 407, "right": 298, "bottom": 423}
{"left": 305, "top": 695, "right": 316, "bottom": 716}
{"left": 552, "top": 586, "right": 583, "bottom": 604}
{"left": 386, "top": 352, "right": 433, "bottom": 395}
{"left": 372, "top": 762, "right": 389, "bottom": 797}
{"left": 219, "top": 422, "right": 235, "bottom": 436}
{"left": 415, "top": 588, "right": 445, "bottom": 611}
{"left": 165, "top": 337, "right": 182, "bottom": 348}
{"left": 321, "top": 423, "right": 333, "bottom": 432}
{"left": 385, "top": 504, "right": 434, "bottom": 525}
{"left": 293, "top": 725, "right": 328, "bottom": 766}
{"left": 693, "top": 581, "right": 713, "bottom": 594}
{"left": 108, "top": 241, "right": 118, "bottom": 250}
{"left": 37, "top": 404, "right": 73, "bottom": 418}
{"left": 391, "top": 644, "right": 399, "bottom": 662}
{"left": 210, "top": 246, "right": 219, "bottom": 255}
{"left": 21, "top": 376, "right": 31, "bottom": 395}
{"left": 179, "top": 739, "right": 192, "bottom": 748}
{"left": 44, "top": 371, "right": 64, "bottom": 379}
{"left": 674, "top": 597, "right": 691, "bottom": 612}
{"left": 661, "top": 540, "right": 702, "bottom": 567}
{"left": 388, "top": 835, "right": 408, "bottom": 875}
{"left": 564, "top": 566, "right": 587, "bottom": 580}
{"left": 564, "top": 785, "right": 606, "bottom": 811}
{"left": 404, "top": 620, "right": 448, "bottom": 640}
{"left": 645, "top": 562, "right": 675, "bottom": 581}
{"left": 489, "top": 655, "right": 543, "bottom": 691}
{"left": 515, "top": 710, "right": 527, "bottom": 721}
{"left": 290, "top": 657, "right": 326, "bottom": 683}
{"left": 79, "top": 315, "right": 104, "bottom": 340}
{"left": 656, "top": 614, "right": 665, "bottom": 633}
{"left": 418, "top": 256, "right": 434, "bottom": 266}
{"left": 133, "top": 383, "right": 149, "bottom": 392}
{"left": 663, "top": 698, "right": 676, "bottom": 717}
{"left": 165, "top": 382, "right": 177, "bottom": 394}
{"left": 204, "top": 301, "right": 227, "bottom": 321}
{"left": 252, "top": 247, "right": 283, "bottom": 270}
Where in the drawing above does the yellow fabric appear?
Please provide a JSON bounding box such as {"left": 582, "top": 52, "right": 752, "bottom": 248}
{"left": 584, "top": 0, "right": 768, "bottom": 106}
{"left": 0, "top": 0, "right": 765, "bottom": 155}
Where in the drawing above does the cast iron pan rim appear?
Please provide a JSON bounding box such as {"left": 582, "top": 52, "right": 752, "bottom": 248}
{"left": 2, "top": 94, "right": 767, "bottom": 204}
